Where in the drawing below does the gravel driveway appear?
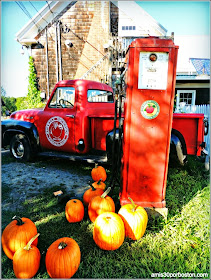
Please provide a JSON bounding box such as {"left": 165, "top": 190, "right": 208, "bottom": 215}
{"left": 1, "top": 150, "right": 93, "bottom": 213}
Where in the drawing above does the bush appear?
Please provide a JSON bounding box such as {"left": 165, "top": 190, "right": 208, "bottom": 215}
{"left": 25, "top": 56, "right": 45, "bottom": 109}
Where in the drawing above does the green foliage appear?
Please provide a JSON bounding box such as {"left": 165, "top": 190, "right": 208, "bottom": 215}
{"left": 25, "top": 56, "right": 44, "bottom": 109}
{"left": 15, "top": 97, "right": 28, "bottom": 111}
{"left": 1, "top": 87, "right": 17, "bottom": 115}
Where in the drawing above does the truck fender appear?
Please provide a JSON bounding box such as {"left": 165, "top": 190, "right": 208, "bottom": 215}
{"left": 106, "top": 129, "right": 120, "bottom": 162}
{"left": 170, "top": 129, "right": 187, "bottom": 165}
{"left": 2, "top": 119, "right": 40, "bottom": 152}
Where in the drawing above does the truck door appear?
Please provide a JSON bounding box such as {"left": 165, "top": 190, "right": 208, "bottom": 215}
{"left": 36, "top": 87, "right": 76, "bottom": 152}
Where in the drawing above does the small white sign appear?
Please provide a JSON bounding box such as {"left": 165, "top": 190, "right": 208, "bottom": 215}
{"left": 138, "top": 52, "right": 169, "bottom": 90}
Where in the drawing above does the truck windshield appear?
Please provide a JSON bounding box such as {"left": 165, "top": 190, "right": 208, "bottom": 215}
{"left": 87, "top": 89, "right": 114, "bottom": 103}
{"left": 49, "top": 87, "right": 75, "bottom": 108}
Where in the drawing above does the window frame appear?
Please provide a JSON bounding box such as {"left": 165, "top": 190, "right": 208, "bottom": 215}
{"left": 176, "top": 89, "right": 196, "bottom": 108}
{"left": 48, "top": 87, "right": 76, "bottom": 109}
{"left": 87, "top": 89, "right": 114, "bottom": 103}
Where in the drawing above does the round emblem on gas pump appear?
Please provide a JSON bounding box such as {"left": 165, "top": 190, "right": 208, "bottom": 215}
{"left": 141, "top": 100, "right": 160, "bottom": 120}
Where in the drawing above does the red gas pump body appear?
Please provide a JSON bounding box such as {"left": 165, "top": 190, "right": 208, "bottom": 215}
{"left": 120, "top": 37, "right": 179, "bottom": 208}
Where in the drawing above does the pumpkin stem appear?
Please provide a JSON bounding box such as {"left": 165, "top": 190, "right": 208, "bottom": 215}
{"left": 97, "top": 179, "right": 102, "bottom": 185}
{"left": 58, "top": 242, "right": 67, "bottom": 249}
{"left": 12, "top": 216, "right": 24, "bottom": 225}
{"left": 101, "top": 187, "right": 111, "bottom": 198}
{"left": 91, "top": 185, "right": 96, "bottom": 191}
{"left": 88, "top": 181, "right": 96, "bottom": 191}
{"left": 94, "top": 163, "right": 98, "bottom": 169}
{"left": 23, "top": 233, "right": 40, "bottom": 251}
{"left": 128, "top": 197, "right": 136, "bottom": 212}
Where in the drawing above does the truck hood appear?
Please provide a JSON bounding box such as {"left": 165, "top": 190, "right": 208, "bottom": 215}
{"left": 10, "top": 108, "right": 43, "bottom": 122}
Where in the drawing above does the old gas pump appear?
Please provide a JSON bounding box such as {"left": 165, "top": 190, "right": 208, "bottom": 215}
{"left": 120, "top": 37, "right": 179, "bottom": 216}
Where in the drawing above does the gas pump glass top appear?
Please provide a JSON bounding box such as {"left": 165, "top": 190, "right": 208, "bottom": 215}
{"left": 138, "top": 52, "right": 169, "bottom": 90}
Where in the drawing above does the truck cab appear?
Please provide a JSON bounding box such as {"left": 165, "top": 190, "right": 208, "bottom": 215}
{"left": 2, "top": 80, "right": 116, "bottom": 161}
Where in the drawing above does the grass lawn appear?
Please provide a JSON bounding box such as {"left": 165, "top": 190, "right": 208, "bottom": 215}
{"left": 1, "top": 155, "right": 210, "bottom": 279}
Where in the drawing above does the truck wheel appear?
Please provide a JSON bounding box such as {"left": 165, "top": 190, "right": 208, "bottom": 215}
{"left": 10, "top": 134, "right": 32, "bottom": 161}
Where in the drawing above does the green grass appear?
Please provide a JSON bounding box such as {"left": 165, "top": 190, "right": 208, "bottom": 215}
{"left": 1, "top": 156, "right": 210, "bottom": 279}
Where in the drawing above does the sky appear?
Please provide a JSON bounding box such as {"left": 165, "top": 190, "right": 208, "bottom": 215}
{"left": 1, "top": 1, "right": 46, "bottom": 98}
{"left": 1, "top": 1, "right": 210, "bottom": 98}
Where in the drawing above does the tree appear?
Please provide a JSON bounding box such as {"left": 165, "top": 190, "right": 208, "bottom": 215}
{"left": 1, "top": 86, "right": 17, "bottom": 116}
{"left": 26, "top": 56, "right": 44, "bottom": 109}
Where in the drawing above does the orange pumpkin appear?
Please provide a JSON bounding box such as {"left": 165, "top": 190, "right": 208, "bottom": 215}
{"left": 88, "top": 187, "right": 115, "bottom": 222}
{"left": 91, "top": 163, "right": 107, "bottom": 182}
{"left": 1, "top": 216, "right": 38, "bottom": 260}
{"left": 92, "top": 179, "right": 106, "bottom": 190}
{"left": 13, "top": 233, "right": 41, "bottom": 279}
{"left": 83, "top": 185, "right": 104, "bottom": 206}
{"left": 45, "top": 237, "right": 81, "bottom": 278}
{"left": 93, "top": 212, "right": 125, "bottom": 250}
{"left": 118, "top": 197, "right": 148, "bottom": 240}
{"left": 65, "top": 199, "right": 84, "bottom": 223}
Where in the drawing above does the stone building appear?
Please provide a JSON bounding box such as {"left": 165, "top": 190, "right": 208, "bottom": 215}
{"left": 15, "top": 1, "right": 166, "bottom": 98}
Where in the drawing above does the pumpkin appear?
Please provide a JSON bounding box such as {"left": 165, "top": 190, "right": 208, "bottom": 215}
{"left": 45, "top": 237, "right": 81, "bottom": 278}
{"left": 1, "top": 216, "right": 38, "bottom": 260}
{"left": 92, "top": 179, "right": 106, "bottom": 190}
{"left": 65, "top": 199, "right": 84, "bottom": 223}
{"left": 83, "top": 185, "right": 104, "bottom": 206}
{"left": 93, "top": 212, "right": 125, "bottom": 250}
{"left": 88, "top": 187, "right": 115, "bottom": 222}
{"left": 91, "top": 163, "right": 107, "bottom": 182}
{"left": 13, "top": 233, "right": 41, "bottom": 279}
{"left": 118, "top": 197, "right": 148, "bottom": 240}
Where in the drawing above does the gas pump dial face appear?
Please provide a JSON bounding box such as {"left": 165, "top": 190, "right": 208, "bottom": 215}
{"left": 138, "top": 52, "right": 169, "bottom": 90}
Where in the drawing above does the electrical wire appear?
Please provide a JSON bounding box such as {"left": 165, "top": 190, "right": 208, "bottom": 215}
{"left": 29, "top": 1, "right": 54, "bottom": 41}
{"left": 15, "top": 1, "right": 41, "bottom": 31}
{"left": 16, "top": 1, "right": 110, "bottom": 80}
{"left": 45, "top": 1, "right": 55, "bottom": 16}
{"left": 62, "top": 24, "right": 105, "bottom": 57}
{"left": 70, "top": 27, "right": 105, "bottom": 56}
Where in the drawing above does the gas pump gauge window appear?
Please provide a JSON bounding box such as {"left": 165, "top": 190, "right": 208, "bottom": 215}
{"left": 149, "top": 53, "right": 157, "bottom": 62}
{"left": 138, "top": 52, "right": 169, "bottom": 90}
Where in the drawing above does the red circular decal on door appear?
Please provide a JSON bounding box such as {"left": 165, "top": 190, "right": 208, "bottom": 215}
{"left": 45, "top": 116, "right": 69, "bottom": 147}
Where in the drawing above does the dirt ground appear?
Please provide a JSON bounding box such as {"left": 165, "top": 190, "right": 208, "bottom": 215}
{"left": 1, "top": 150, "right": 93, "bottom": 214}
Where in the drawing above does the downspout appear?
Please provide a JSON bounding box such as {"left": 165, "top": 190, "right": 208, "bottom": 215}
{"left": 45, "top": 28, "right": 50, "bottom": 99}
{"left": 55, "top": 23, "right": 59, "bottom": 82}
{"left": 57, "top": 22, "right": 63, "bottom": 81}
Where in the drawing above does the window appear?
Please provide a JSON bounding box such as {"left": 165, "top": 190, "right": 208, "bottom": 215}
{"left": 49, "top": 87, "right": 75, "bottom": 108}
{"left": 87, "top": 89, "right": 114, "bottom": 103}
{"left": 122, "top": 26, "right": 136, "bottom": 31}
{"left": 176, "top": 90, "right": 196, "bottom": 108}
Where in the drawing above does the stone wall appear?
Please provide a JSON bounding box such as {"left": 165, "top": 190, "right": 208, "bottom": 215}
{"left": 32, "top": 1, "right": 112, "bottom": 98}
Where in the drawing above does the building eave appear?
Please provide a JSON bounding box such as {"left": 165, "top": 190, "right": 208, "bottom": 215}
{"left": 15, "top": 1, "right": 77, "bottom": 45}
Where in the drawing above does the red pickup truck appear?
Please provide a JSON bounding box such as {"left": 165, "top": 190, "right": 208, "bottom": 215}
{"left": 1, "top": 79, "right": 206, "bottom": 165}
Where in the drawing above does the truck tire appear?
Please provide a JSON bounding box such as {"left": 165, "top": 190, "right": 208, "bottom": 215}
{"left": 10, "top": 134, "right": 32, "bottom": 162}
